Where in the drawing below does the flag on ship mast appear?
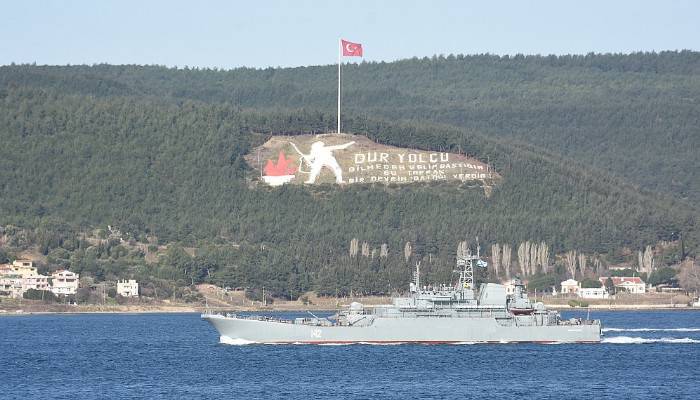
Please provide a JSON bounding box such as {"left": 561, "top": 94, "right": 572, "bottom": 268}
{"left": 338, "top": 39, "right": 363, "bottom": 134}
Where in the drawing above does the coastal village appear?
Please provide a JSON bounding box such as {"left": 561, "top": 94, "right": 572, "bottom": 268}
{"left": 0, "top": 217, "right": 698, "bottom": 313}
{"left": 1, "top": 250, "right": 698, "bottom": 312}
{"left": 0, "top": 259, "right": 139, "bottom": 303}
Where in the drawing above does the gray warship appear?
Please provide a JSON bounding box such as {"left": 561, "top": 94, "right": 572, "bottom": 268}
{"left": 203, "top": 253, "right": 601, "bottom": 344}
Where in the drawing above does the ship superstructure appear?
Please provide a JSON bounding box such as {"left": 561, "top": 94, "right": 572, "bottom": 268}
{"left": 203, "top": 252, "right": 601, "bottom": 344}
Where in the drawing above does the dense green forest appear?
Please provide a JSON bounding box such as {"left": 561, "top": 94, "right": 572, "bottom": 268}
{"left": 0, "top": 52, "right": 698, "bottom": 299}
{"left": 2, "top": 51, "right": 698, "bottom": 201}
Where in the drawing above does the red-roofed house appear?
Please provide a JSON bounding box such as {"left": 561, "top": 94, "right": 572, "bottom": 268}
{"left": 599, "top": 276, "right": 646, "bottom": 294}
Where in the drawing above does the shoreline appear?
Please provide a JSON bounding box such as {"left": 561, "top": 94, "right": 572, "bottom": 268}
{"left": 3, "top": 289, "right": 698, "bottom": 315}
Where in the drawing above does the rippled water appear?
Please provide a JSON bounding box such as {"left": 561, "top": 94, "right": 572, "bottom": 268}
{"left": 2, "top": 310, "right": 699, "bottom": 399}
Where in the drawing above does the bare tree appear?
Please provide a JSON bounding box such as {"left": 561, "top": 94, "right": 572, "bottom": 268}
{"left": 491, "top": 243, "right": 501, "bottom": 278}
{"left": 380, "top": 243, "right": 389, "bottom": 258}
{"left": 517, "top": 242, "right": 526, "bottom": 276}
{"left": 502, "top": 244, "right": 512, "bottom": 280}
{"left": 643, "top": 245, "right": 654, "bottom": 274}
{"left": 457, "top": 241, "right": 469, "bottom": 259}
{"left": 565, "top": 250, "right": 577, "bottom": 278}
{"left": 349, "top": 238, "right": 359, "bottom": 257}
{"left": 592, "top": 257, "right": 602, "bottom": 275}
{"left": 404, "top": 242, "right": 412, "bottom": 263}
{"left": 638, "top": 245, "right": 654, "bottom": 274}
{"left": 678, "top": 259, "right": 700, "bottom": 293}
{"left": 530, "top": 242, "right": 539, "bottom": 275}
{"left": 638, "top": 249, "right": 644, "bottom": 272}
{"left": 517, "top": 241, "right": 533, "bottom": 276}
{"left": 361, "top": 241, "right": 370, "bottom": 257}
{"left": 538, "top": 242, "right": 549, "bottom": 274}
{"left": 578, "top": 253, "right": 587, "bottom": 277}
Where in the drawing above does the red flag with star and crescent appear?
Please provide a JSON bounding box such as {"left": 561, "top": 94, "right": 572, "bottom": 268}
{"left": 341, "top": 39, "right": 363, "bottom": 57}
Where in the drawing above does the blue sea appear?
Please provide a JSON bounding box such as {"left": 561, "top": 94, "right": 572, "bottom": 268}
{"left": 2, "top": 310, "right": 699, "bottom": 399}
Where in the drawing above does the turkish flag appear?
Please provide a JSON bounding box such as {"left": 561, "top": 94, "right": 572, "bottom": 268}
{"left": 341, "top": 40, "right": 363, "bottom": 57}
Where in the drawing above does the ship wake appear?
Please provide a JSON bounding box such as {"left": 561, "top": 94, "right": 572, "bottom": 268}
{"left": 602, "top": 336, "right": 700, "bottom": 344}
{"left": 219, "top": 336, "right": 257, "bottom": 345}
{"left": 603, "top": 327, "right": 700, "bottom": 332}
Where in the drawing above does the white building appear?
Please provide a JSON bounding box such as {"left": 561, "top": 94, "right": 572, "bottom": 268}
{"left": 10, "top": 260, "right": 38, "bottom": 278}
{"left": 560, "top": 279, "right": 580, "bottom": 294}
{"left": 117, "top": 279, "right": 139, "bottom": 297}
{"left": 0, "top": 276, "right": 23, "bottom": 298}
{"left": 50, "top": 270, "right": 80, "bottom": 295}
{"left": 599, "top": 277, "right": 646, "bottom": 294}
{"left": 1, "top": 260, "right": 55, "bottom": 297}
{"left": 22, "top": 274, "right": 50, "bottom": 291}
{"left": 578, "top": 287, "right": 609, "bottom": 299}
{"left": 608, "top": 265, "right": 634, "bottom": 271}
{"left": 0, "top": 264, "right": 15, "bottom": 276}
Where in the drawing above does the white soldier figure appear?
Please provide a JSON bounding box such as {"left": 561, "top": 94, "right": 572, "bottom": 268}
{"left": 291, "top": 140, "right": 355, "bottom": 184}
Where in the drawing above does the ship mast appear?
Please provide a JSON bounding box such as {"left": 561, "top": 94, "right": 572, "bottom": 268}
{"left": 456, "top": 245, "right": 480, "bottom": 290}
{"left": 410, "top": 261, "right": 421, "bottom": 293}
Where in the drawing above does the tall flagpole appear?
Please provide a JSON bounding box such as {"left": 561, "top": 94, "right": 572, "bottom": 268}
{"left": 337, "top": 38, "right": 341, "bottom": 134}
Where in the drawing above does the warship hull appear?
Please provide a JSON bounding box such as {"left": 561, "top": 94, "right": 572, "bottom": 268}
{"left": 203, "top": 314, "right": 601, "bottom": 344}
{"left": 204, "top": 256, "right": 602, "bottom": 344}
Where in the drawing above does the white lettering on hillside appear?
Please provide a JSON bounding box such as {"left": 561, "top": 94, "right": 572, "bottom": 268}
{"left": 345, "top": 151, "right": 490, "bottom": 184}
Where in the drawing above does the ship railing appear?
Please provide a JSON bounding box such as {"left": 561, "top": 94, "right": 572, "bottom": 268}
{"left": 559, "top": 318, "right": 600, "bottom": 326}
{"left": 206, "top": 312, "right": 295, "bottom": 324}
{"left": 201, "top": 310, "right": 231, "bottom": 318}
{"left": 293, "top": 317, "right": 334, "bottom": 326}
{"left": 386, "top": 308, "right": 507, "bottom": 319}
{"left": 243, "top": 315, "right": 298, "bottom": 324}
{"left": 202, "top": 310, "right": 337, "bottom": 326}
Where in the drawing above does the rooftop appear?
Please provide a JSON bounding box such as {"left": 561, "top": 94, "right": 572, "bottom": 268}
{"left": 599, "top": 276, "right": 644, "bottom": 285}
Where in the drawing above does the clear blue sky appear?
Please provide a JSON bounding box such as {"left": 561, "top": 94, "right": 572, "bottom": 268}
{"left": 2, "top": 0, "right": 698, "bottom": 68}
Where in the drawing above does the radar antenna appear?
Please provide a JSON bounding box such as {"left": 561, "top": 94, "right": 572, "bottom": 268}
{"left": 456, "top": 253, "right": 476, "bottom": 289}
{"left": 455, "top": 240, "right": 485, "bottom": 290}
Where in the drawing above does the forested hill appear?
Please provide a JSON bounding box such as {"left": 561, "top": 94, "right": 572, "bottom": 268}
{"left": 0, "top": 53, "right": 697, "bottom": 297}
{"left": 2, "top": 51, "right": 698, "bottom": 202}
{"left": 0, "top": 88, "right": 696, "bottom": 250}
